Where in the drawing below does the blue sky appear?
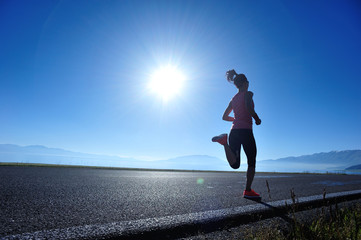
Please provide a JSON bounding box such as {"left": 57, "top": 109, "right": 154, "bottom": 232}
{"left": 1, "top": 0, "right": 360, "bottom": 163}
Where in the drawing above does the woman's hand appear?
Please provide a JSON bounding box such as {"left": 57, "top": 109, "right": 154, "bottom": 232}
{"left": 225, "top": 116, "right": 235, "bottom": 122}
{"left": 255, "top": 118, "right": 261, "bottom": 125}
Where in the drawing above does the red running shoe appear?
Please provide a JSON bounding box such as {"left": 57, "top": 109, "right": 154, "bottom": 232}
{"left": 212, "top": 134, "right": 228, "bottom": 145}
{"left": 243, "top": 189, "right": 261, "bottom": 199}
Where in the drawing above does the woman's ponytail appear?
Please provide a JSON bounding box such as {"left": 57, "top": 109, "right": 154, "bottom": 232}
{"left": 226, "top": 69, "right": 248, "bottom": 89}
{"left": 226, "top": 69, "right": 238, "bottom": 82}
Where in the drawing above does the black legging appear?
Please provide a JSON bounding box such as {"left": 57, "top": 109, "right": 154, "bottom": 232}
{"left": 228, "top": 129, "right": 257, "bottom": 169}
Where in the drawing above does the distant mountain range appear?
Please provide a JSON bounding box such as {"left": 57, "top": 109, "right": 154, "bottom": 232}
{"left": 256, "top": 150, "right": 361, "bottom": 173}
{"left": 346, "top": 164, "right": 361, "bottom": 170}
{"left": 0, "top": 144, "right": 360, "bottom": 173}
{"left": 0, "top": 144, "right": 229, "bottom": 171}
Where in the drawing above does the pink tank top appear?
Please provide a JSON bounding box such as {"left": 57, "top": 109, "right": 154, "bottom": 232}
{"left": 231, "top": 92, "right": 253, "bottom": 129}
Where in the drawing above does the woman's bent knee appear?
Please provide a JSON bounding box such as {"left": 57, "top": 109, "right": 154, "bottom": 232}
{"left": 231, "top": 162, "right": 240, "bottom": 169}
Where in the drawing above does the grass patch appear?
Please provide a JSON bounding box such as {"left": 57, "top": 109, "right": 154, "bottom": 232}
{"left": 1, "top": 162, "right": 356, "bottom": 175}
{"left": 247, "top": 203, "right": 361, "bottom": 240}
{"left": 346, "top": 169, "right": 361, "bottom": 173}
{"left": 0, "top": 162, "right": 240, "bottom": 173}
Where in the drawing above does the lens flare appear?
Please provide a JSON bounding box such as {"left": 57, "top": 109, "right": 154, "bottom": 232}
{"left": 196, "top": 178, "right": 204, "bottom": 185}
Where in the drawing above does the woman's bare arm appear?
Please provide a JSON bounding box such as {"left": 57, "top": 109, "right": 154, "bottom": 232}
{"left": 222, "top": 102, "right": 235, "bottom": 122}
{"left": 245, "top": 92, "right": 261, "bottom": 125}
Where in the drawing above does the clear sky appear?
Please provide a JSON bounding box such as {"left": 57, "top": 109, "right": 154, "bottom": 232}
{"left": 1, "top": 0, "right": 360, "bottom": 163}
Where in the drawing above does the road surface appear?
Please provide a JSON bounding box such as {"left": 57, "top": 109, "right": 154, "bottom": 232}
{"left": 1, "top": 166, "right": 361, "bottom": 237}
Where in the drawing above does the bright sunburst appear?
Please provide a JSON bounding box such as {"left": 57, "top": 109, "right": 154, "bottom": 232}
{"left": 148, "top": 65, "right": 185, "bottom": 101}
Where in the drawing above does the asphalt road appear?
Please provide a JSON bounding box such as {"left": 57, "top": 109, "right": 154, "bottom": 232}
{"left": 1, "top": 166, "right": 361, "bottom": 237}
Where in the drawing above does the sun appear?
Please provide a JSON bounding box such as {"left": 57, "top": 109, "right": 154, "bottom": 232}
{"left": 148, "top": 65, "right": 185, "bottom": 101}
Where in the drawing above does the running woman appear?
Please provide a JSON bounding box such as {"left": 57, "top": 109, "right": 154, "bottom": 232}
{"left": 212, "top": 70, "right": 262, "bottom": 199}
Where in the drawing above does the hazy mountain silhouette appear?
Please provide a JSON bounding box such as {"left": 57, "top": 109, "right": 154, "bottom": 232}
{"left": 0, "top": 144, "right": 360, "bottom": 173}
{"left": 346, "top": 164, "right": 361, "bottom": 170}
{"left": 0, "top": 144, "right": 140, "bottom": 167}
{"left": 0, "top": 144, "right": 227, "bottom": 171}
{"left": 256, "top": 150, "right": 361, "bottom": 173}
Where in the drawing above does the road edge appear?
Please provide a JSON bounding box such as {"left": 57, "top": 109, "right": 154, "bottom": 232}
{"left": 2, "top": 189, "right": 361, "bottom": 240}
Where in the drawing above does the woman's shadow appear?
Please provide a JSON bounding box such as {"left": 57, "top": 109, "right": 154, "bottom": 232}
{"left": 245, "top": 198, "right": 294, "bottom": 224}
